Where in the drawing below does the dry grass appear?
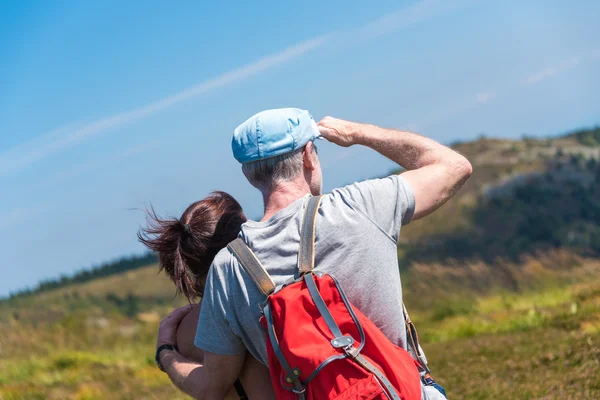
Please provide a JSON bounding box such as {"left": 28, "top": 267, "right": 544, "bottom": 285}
{"left": 428, "top": 327, "right": 600, "bottom": 399}
{"left": 2, "top": 256, "right": 600, "bottom": 399}
{"left": 402, "top": 134, "right": 597, "bottom": 244}
{"left": 9, "top": 263, "right": 174, "bottom": 304}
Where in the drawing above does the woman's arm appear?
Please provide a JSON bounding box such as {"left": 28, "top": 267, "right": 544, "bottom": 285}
{"left": 159, "top": 349, "right": 244, "bottom": 400}
{"left": 157, "top": 306, "right": 243, "bottom": 399}
{"left": 176, "top": 304, "right": 276, "bottom": 400}
{"left": 238, "top": 356, "right": 276, "bottom": 400}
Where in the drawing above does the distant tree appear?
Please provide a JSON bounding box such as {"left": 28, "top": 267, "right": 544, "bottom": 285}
{"left": 567, "top": 126, "right": 600, "bottom": 147}
{"left": 123, "top": 293, "right": 141, "bottom": 318}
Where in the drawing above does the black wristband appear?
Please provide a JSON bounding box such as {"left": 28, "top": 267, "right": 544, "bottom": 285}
{"left": 155, "top": 344, "right": 178, "bottom": 372}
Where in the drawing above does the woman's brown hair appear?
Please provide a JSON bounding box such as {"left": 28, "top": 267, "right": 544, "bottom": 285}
{"left": 138, "top": 191, "right": 246, "bottom": 301}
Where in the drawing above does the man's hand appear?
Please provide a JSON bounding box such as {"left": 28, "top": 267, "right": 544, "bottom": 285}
{"left": 157, "top": 305, "right": 194, "bottom": 348}
{"left": 317, "top": 116, "right": 362, "bottom": 147}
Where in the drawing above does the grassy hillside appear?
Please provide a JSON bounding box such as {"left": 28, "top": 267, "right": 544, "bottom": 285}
{"left": 401, "top": 128, "right": 600, "bottom": 264}
{"left": 3, "top": 264, "right": 177, "bottom": 322}
{"left": 4, "top": 253, "right": 157, "bottom": 301}
{"left": 2, "top": 127, "right": 600, "bottom": 399}
{"left": 2, "top": 258, "right": 599, "bottom": 399}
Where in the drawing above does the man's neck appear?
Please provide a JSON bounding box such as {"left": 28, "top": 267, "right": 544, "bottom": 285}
{"left": 261, "top": 182, "right": 311, "bottom": 222}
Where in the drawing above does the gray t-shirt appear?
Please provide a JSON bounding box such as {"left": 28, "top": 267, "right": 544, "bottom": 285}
{"left": 195, "top": 175, "right": 415, "bottom": 365}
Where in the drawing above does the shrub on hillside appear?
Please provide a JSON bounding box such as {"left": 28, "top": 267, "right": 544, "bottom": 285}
{"left": 404, "top": 152, "right": 600, "bottom": 264}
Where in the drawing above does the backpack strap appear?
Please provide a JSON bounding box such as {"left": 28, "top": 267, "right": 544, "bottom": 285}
{"left": 228, "top": 238, "right": 275, "bottom": 296}
{"left": 297, "top": 195, "right": 323, "bottom": 275}
{"left": 228, "top": 194, "right": 322, "bottom": 295}
{"left": 403, "top": 304, "right": 430, "bottom": 374}
{"left": 233, "top": 380, "right": 248, "bottom": 400}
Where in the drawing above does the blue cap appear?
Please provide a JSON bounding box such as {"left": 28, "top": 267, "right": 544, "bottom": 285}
{"left": 232, "top": 108, "right": 321, "bottom": 164}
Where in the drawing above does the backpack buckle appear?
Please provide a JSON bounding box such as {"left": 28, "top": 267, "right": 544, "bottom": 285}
{"left": 293, "top": 270, "right": 308, "bottom": 281}
{"left": 331, "top": 335, "right": 354, "bottom": 349}
{"left": 344, "top": 345, "right": 360, "bottom": 358}
{"left": 292, "top": 387, "right": 306, "bottom": 395}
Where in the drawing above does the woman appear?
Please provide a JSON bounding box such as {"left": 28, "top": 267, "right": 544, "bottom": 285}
{"left": 138, "top": 191, "right": 274, "bottom": 399}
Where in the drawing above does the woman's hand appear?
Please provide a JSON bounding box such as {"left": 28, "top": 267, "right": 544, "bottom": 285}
{"left": 157, "top": 304, "right": 194, "bottom": 348}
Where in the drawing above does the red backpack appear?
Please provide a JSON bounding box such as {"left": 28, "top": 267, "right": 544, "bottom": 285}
{"left": 228, "top": 195, "right": 425, "bottom": 400}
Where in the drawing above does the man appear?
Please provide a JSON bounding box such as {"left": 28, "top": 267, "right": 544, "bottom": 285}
{"left": 156, "top": 108, "right": 472, "bottom": 399}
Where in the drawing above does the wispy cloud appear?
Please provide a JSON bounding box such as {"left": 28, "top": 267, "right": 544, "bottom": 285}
{"left": 415, "top": 48, "right": 599, "bottom": 130}
{"left": 2, "top": 0, "right": 471, "bottom": 176}
{"left": 524, "top": 57, "right": 580, "bottom": 85}
{"left": 35, "top": 140, "right": 161, "bottom": 191}
{"left": 524, "top": 48, "right": 600, "bottom": 86}
{"left": 354, "top": 0, "right": 471, "bottom": 41}
{"left": 0, "top": 35, "right": 330, "bottom": 176}
{"left": 0, "top": 122, "right": 85, "bottom": 175}
{"left": 475, "top": 91, "right": 495, "bottom": 104}
{"left": 409, "top": 90, "right": 496, "bottom": 131}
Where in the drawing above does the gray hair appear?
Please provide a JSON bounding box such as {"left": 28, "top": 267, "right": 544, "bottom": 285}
{"left": 242, "top": 146, "right": 316, "bottom": 191}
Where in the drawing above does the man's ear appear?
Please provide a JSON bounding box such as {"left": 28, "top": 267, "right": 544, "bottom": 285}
{"left": 303, "top": 141, "right": 317, "bottom": 170}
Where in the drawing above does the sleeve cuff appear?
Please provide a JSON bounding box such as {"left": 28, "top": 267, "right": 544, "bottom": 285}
{"left": 193, "top": 335, "right": 245, "bottom": 356}
{"left": 396, "top": 175, "right": 416, "bottom": 225}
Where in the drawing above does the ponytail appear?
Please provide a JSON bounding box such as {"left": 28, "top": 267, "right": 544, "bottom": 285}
{"left": 138, "top": 192, "right": 246, "bottom": 301}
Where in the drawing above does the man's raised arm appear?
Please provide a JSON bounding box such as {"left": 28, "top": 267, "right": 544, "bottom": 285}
{"left": 317, "top": 117, "right": 472, "bottom": 220}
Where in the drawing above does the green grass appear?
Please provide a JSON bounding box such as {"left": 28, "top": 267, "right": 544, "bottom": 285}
{"left": 0, "top": 322, "right": 190, "bottom": 400}
{"left": 427, "top": 327, "right": 600, "bottom": 399}
{"left": 2, "top": 260, "right": 600, "bottom": 399}
{"left": 413, "top": 276, "right": 600, "bottom": 399}
{"left": 0, "top": 265, "right": 229, "bottom": 400}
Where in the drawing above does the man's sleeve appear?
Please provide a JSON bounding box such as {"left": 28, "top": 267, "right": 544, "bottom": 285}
{"left": 333, "top": 174, "right": 415, "bottom": 242}
{"left": 194, "top": 263, "right": 245, "bottom": 355}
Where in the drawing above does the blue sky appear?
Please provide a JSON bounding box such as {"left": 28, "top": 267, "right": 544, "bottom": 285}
{"left": 1, "top": 0, "right": 599, "bottom": 296}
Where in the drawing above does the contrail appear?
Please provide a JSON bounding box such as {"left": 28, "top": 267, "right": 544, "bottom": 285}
{"left": 1, "top": 0, "right": 471, "bottom": 175}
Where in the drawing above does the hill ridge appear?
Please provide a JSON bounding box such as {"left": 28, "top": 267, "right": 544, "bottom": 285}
{"left": 4, "top": 126, "right": 599, "bottom": 302}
